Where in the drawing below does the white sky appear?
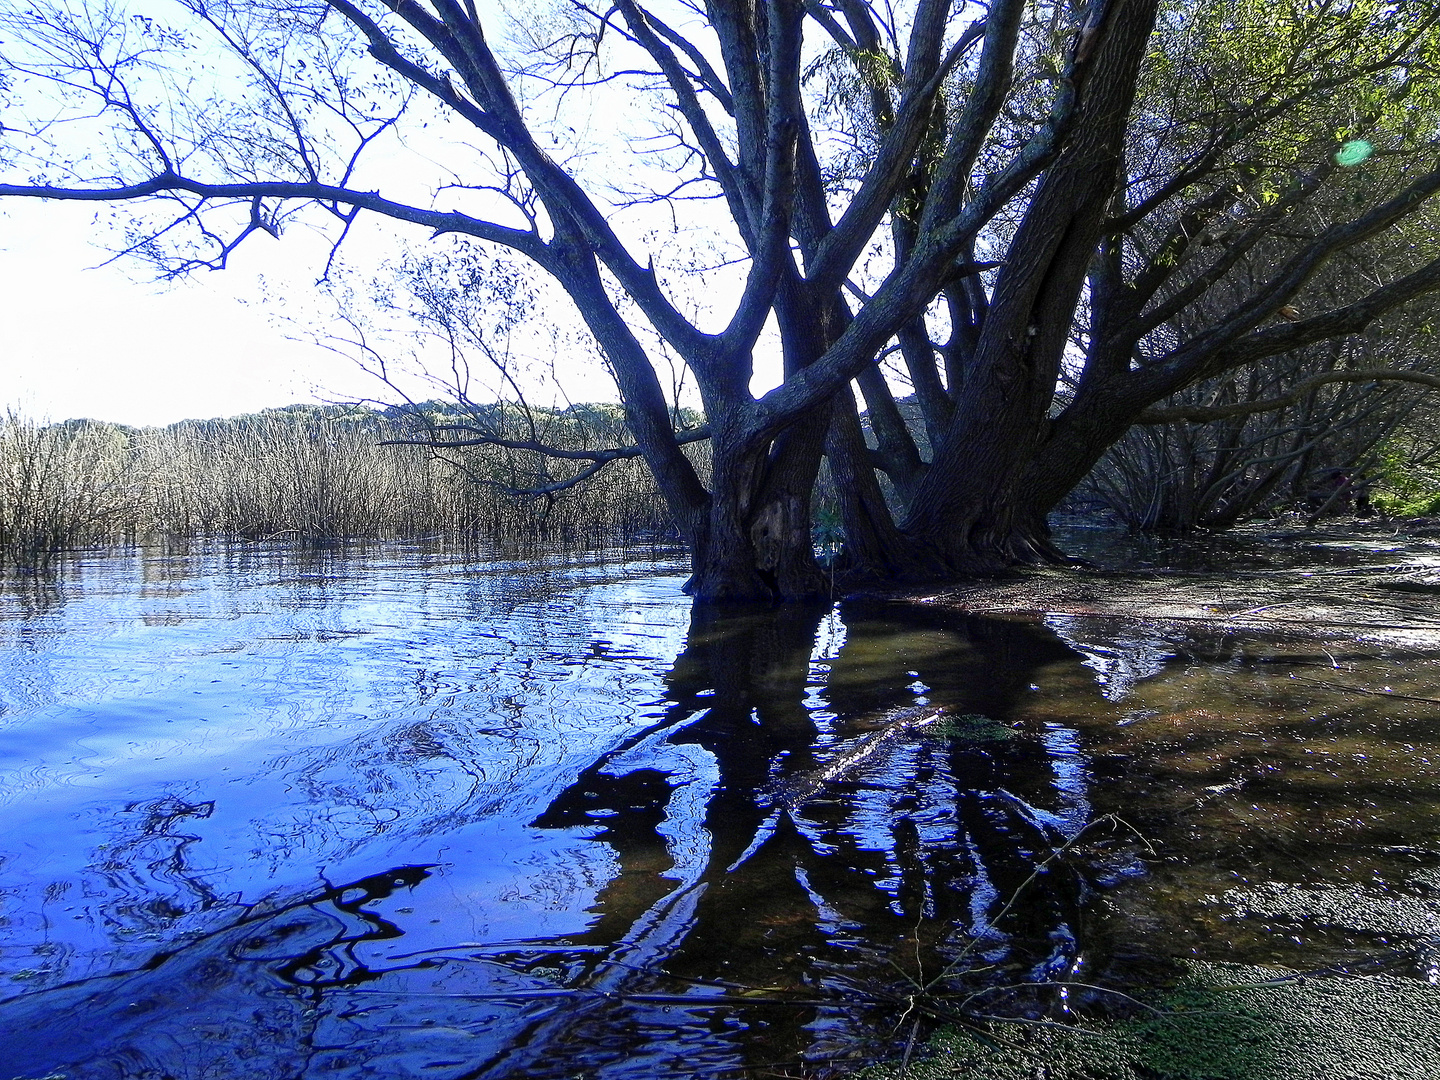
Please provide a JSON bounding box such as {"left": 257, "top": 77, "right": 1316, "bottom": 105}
{"left": 0, "top": 194, "right": 643, "bottom": 426}
{"left": 1, "top": 198, "right": 422, "bottom": 427}
{"left": 0, "top": 0, "right": 788, "bottom": 430}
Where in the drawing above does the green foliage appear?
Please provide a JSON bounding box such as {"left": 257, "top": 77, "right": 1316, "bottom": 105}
{"left": 812, "top": 501, "right": 844, "bottom": 561}
{"left": 801, "top": 45, "right": 890, "bottom": 191}
{"left": 1372, "top": 429, "right": 1440, "bottom": 516}
{"left": 1138, "top": 0, "right": 1440, "bottom": 243}
{"left": 927, "top": 713, "right": 1015, "bottom": 743}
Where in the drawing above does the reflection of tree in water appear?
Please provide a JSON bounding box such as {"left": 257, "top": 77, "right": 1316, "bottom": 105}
{"left": 0, "top": 602, "right": 1141, "bottom": 1079}
{"left": 819, "top": 605, "right": 1101, "bottom": 988}
{"left": 2, "top": 793, "right": 228, "bottom": 994}
{"left": 509, "top": 602, "right": 1118, "bottom": 1074}
{"left": 0, "top": 865, "right": 434, "bottom": 1080}
{"left": 93, "top": 795, "right": 224, "bottom": 936}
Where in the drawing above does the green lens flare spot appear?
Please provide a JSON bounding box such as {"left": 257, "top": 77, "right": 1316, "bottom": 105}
{"left": 1336, "top": 140, "right": 1374, "bottom": 167}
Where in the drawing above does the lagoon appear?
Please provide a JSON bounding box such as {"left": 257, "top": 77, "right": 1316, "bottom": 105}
{"left": 1, "top": 538, "right": 1438, "bottom": 1078}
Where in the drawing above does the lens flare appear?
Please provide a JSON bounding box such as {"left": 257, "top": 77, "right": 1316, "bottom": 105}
{"left": 1336, "top": 140, "right": 1374, "bottom": 167}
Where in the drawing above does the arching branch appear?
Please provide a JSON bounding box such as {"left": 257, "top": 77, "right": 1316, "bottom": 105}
{"left": 381, "top": 423, "right": 710, "bottom": 457}
{"left": 1137, "top": 368, "right": 1440, "bottom": 425}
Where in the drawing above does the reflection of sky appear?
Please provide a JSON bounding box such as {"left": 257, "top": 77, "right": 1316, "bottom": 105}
{"left": 0, "top": 547, "right": 1113, "bottom": 1078}
{"left": 1040, "top": 724, "right": 1093, "bottom": 839}
{"left": 1043, "top": 613, "right": 1178, "bottom": 700}
{"left": 0, "top": 546, "right": 697, "bottom": 992}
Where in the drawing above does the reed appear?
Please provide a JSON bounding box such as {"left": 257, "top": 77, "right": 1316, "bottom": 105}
{"left": 0, "top": 405, "right": 685, "bottom": 569}
{"left": 0, "top": 412, "right": 144, "bottom": 570}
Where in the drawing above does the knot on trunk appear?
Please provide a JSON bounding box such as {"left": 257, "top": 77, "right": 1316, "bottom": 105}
{"left": 750, "top": 498, "right": 796, "bottom": 573}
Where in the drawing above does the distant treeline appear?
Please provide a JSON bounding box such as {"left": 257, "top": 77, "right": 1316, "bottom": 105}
{"left": 0, "top": 404, "right": 694, "bottom": 570}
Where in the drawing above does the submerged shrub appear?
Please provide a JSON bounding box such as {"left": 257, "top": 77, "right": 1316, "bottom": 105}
{"left": 0, "top": 412, "right": 143, "bottom": 570}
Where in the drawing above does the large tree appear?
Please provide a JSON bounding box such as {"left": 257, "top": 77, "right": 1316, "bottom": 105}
{"left": 4, "top": 0, "right": 1440, "bottom": 600}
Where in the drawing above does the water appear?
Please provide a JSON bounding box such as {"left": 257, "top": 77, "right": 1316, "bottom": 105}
{"left": 1, "top": 538, "right": 1438, "bottom": 1078}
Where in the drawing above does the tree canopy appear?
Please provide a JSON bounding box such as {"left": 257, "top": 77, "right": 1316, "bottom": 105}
{"left": 4, "top": 0, "right": 1440, "bottom": 600}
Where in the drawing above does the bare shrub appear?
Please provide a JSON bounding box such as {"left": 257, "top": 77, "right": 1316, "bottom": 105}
{"left": 0, "top": 412, "right": 144, "bottom": 570}
{"left": 0, "top": 405, "right": 683, "bottom": 570}
{"left": 1075, "top": 352, "right": 1417, "bottom": 533}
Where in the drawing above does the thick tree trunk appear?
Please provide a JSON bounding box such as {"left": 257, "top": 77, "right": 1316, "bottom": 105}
{"left": 578, "top": 1, "right": 1162, "bottom": 598}
{"left": 896, "top": 0, "right": 1159, "bottom": 574}
{"left": 685, "top": 441, "right": 774, "bottom": 602}
{"left": 680, "top": 272, "right": 842, "bottom": 604}
{"left": 684, "top": 496, "right": 828, "bottom": 603}
{"left": 684, "top": 416, "right": 829, "bottom": 603}
{"left": 747, "top": 413, "right": 831, "bottom": 600}
{"left": 825, "top": 396, "right": 943, "bottom": 583}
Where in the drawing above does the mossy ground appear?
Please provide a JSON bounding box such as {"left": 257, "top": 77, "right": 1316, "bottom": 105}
{"left": 863, "top": 962, "right": 1440, "bottom": 1080}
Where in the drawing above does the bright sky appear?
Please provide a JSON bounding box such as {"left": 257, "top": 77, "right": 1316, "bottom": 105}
{"left": 0, "top": 0, "right": 773, "bottom": 430}
{"left": 0, "top": 193, "right": 642, "bottom": 427}
{"left": 0, "top": 198, "right": 408, "bottom": 427}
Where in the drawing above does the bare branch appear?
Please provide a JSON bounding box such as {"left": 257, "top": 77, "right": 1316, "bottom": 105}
{"left": 1137, "top": 368, "right": 1440, "bottom": 425}
{"left": 0, "top": 172, "right": 549, "bottom": 257}
{"left": 805, "top": 13, "right": 987, "bottom": 287}
{"left": 381, "top": 422, "right": 710, "bottom": 459}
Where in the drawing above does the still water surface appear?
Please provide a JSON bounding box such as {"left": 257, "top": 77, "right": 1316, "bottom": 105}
{"left": 1, "top": 540, "right": 1438, "bottom": 1078}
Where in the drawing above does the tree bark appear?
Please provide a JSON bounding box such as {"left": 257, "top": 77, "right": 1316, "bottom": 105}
{"left": 684, "top": 415, "right": 830, "bottom": 603}
{"left": 899, "top": 0, "right": 1160, "bottom": 573}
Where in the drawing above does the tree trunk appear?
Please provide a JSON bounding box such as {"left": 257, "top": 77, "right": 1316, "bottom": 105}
{"left": 897, "top": 0, "right": 1159, "bottom": 573}
{"left": 825, "top": 395, "right": 942, "bottom": 583}
{"left": 684, "top": 416, "right": 829, "bottom": 603}
{"left": 680, "top": 274, "right": 845, "bottom": 604}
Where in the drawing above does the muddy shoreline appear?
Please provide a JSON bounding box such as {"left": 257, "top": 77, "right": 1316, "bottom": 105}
{"left": 864, "top": 521, "right": 1440, "bottom": 651}
{"left": 853, "top": 521, "right": 1440, "bottom": 1080}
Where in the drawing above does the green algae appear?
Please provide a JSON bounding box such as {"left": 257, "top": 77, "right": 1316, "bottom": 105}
{"left": 863, "top": 962, "right": 1440, "bottom": 1080}
{"left": 929, "top": 713, "right": 1016, "bottom": 743}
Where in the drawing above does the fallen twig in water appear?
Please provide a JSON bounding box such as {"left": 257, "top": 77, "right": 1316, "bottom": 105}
{"left": 1288, "top": 673, "right": 1440, "bottom": 704}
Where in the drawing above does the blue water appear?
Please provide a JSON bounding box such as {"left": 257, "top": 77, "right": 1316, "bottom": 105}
{"left": 0, "top": 544, "right": 1120, "bottom": 1077}
{"left": 5, "top": 540, "right": 1434, "bottom": 1078}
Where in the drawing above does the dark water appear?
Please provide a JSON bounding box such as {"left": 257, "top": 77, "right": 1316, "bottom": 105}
{"left": 1, "top": 540, "right": 1438, "bottom": 1078}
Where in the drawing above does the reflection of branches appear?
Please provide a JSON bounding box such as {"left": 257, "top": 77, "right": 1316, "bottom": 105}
{"left": 1, "top": 864, "right": 434, "bottom": 1007}
{"left": 84, "top": 796, "right": 226, "bottom": 939}
{"left": 514, "top": 605, "right": 1157, "bottom": 1071}
{"left": 261, "top": 867, "right": 428, "bottom": 989}
{"left": 837, "top": 811, "right": 1158, "bottom": 1075}
{"left": 937, "top": 815, "right": 1152, "bottom": 989}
